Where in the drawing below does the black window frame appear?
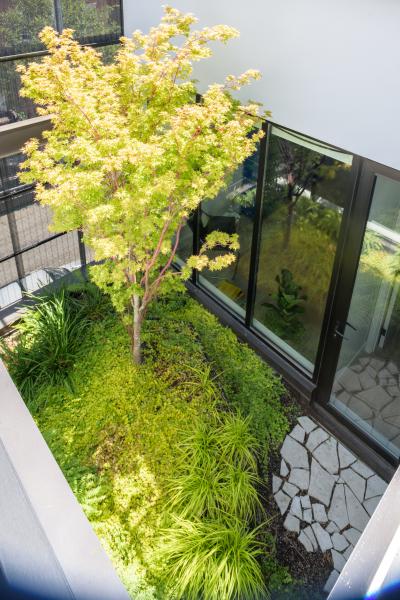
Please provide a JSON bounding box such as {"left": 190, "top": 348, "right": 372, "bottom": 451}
{"left": 185, "top": 117, "right": 400, "bottom": 470}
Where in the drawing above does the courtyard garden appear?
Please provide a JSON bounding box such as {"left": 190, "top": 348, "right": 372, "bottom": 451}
{"left": 0, "top": 6, "right": 339, "bottom": 598}
{"left": 1, "top": 282, "right": 332, "bottom": 599}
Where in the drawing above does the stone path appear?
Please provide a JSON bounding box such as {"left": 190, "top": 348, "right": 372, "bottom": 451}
{"left": 333, "top": 356, "right": 400, "bottom": 453}
{"left": 273, "top": 416, "right": 388, "bottom": 594}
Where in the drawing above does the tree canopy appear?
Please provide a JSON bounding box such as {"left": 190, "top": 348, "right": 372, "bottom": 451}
{"left": 18, "top": 6, "right": 264, "bottom": 361}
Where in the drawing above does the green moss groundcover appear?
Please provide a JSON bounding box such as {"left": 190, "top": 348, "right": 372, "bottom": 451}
{"left": 2, "top": 286, "right": 291, "bottom": 599}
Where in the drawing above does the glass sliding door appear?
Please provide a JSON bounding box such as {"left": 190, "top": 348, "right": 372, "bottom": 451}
{"left": 253, "top": 126, "right": 354, "bottom": 371}
{"left": 330, "top": 174, "right": 400, "bottom": 457}
{"left": 198, "top": 146, "right": 260, "bottom": 318}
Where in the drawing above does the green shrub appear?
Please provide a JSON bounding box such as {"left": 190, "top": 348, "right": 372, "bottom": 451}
{"left": 1, "top": 289, "right": 89, "bottom": 404}
{"left": 65, "top": 281, "right": 114, "bottom": 321}
{"left": 146, "top": 295, "right": 290, "bottom": 472}
{"left": 160, "top": 413, "right": 268, "bottom": 600}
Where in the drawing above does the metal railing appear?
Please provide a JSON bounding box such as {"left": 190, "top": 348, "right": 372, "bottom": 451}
{"left": 0, "top": 128, "right": 88, "bottom": 319}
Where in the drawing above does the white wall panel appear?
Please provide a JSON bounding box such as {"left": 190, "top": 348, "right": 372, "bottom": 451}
{"left": 123, "top": 0, "right": 400, "bottom": 169}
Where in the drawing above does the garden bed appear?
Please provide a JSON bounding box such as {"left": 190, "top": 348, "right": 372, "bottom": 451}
{"left": 1, "top": 285, "right": 330, "bottom": 599}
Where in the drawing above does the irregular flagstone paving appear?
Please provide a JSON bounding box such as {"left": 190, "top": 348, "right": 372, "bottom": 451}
{"left": 273, "top": 416, "right": 388, "bottom": 594}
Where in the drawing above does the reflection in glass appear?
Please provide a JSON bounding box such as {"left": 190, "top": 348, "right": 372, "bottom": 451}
{"left": 0, "top": 60, "right": 37, "bottom": 122}
{"left": 253, "top": 126, "right": 353, "bottom": 369}
{"left": 331, "top": 175, "right": 400, "bottom": 457}
{"left": 198, "top": 147, "right": 260, "bottom": 317}
{"left": 0, "top": 154, "right": 26, "bottom": 194}
{"left": 0, "top": 0, "right": 55, "bottom": 57}
{"left": 60, "top": 0, "right": 121, "bottom": 45}
{"left": 175, "top": 221, "right": 193, "bottom": 267}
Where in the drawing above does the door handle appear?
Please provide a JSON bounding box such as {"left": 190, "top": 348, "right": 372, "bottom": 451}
{"left": 333, "top": 320, "right": 356, "bottom": 341}
{"left": 334, "top": 327, "right": 349, "bottom": 341}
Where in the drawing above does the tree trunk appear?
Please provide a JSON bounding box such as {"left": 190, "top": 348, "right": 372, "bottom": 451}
{"left": 283, "top": 201, "right": 295, "bottom": 250}
{"left": 132, "top": 293, "right": 142, "bottom": 364}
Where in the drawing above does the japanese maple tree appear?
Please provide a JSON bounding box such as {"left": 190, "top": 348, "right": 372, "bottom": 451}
{"left": 19, "top": 6, "right": 264, "bottom": 362}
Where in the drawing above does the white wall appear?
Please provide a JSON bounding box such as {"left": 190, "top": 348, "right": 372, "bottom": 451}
{"left": 122, "top": 0, "right": 400, "bottom": 170}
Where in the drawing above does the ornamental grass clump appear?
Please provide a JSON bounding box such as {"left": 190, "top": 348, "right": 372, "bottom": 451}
{"left": 160, "top": 413, "right": 268, "bottom": 600}
{"left": 161, "top": 517, "right": 266, "bottom": 600}
{"left": 18, "top": 6, "right": 266, "bottom": 363}
{"left": 0, "top": 289, "right": 89, "bottom": 404}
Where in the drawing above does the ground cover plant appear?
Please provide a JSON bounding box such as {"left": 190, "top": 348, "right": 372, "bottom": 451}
{"left": 1, "top": 284, "right": 291, "bottom": 599}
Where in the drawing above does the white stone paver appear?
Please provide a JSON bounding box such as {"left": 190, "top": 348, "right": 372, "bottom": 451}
{"left": 331, "top": 532, "right": 348, "bottom": 552}
{"left": 340, "top": 467, "right": 366, "bottom": 502}
{"left": 272, "top": 475, "right": 282, "bottom": 494}
{"left": 328, "top": 484, "right": 349, "bottom": 531}
{"left": 351, "top": 460, "right": 374, "bottom": 479}
{"left": 290, "top": 496, "right": 302, "bottom": 520}
{"left": 280, "top": 459, "right": 289, "bottom": 477}
{"left": 303, "top": 525, "right": 318, "bottom": 550}
{"left": 289, "top": 467, "right": 309, "bottom": 490}
{"left": 284, "top": 513, "right": 300, "bottom": 533}
{"left": 313, "top": 503, "right": 328, "bottom": 523}
{"left": 290, "top": 424, "right": 306, "bottom": 444}
{"left": 365, "top": 474, "right": 387, "bottom": 499}
{"left": 297, "top": 415, "right": 317, "bottom": 433}
{"left": 275, "top": 489, "right": 291, "bottom": 514}
{"left": 343, "top": 545, "right": 353, "bottom": 561}
{"left": 331, "top": 549, "right": 346, "bottom": 572}
{"left": 338, "top": 444, "right": 356, "bottom": 469}
{"left": 343, "top": 527, "right": 361, "bottom": 546}
{"left": 312, "top": 522, "right": 333, "bottom": 552}
{"left": 303, "top": 508, "right": 312, "bottom": 523}
{"left": 298, "top": 531, "right": 313, "bottom": 552}
{"left": 273, "top": 416, "right": 388, "bottom": 593}
{"left": 306, "top": 427, "right": 329, "bottom": 452}
{"left": 308, "top": 458, "right": 337, "bottom": 506}
{"left": 313, "top": 437, "right": 339, "bottom": 474}
{"left": 364, "top": 495, "right": 381, "bottom": 516}
{"left": 327, "top": 521, "right": 339, "bottom": 534}
{"left": 281, "top": 435, "right": 309, "bottom": 469}
{"left": 283, "top": 481, "right": 298, "bottom": 498}
{"left": 324, "top": 570, "right": 339, "bottom": 593}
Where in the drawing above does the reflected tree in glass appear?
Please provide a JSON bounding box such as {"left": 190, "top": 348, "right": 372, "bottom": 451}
{"left": 0, "top": 0, "right": 55, "bottom": 56}
{"left": 198, "top": 147, "right": 260, "bottom": 317}
{"left": 60, "top": 0, "right": 121, "bottom": 44}
{"left": 253, "top": 127, "right": 353, "bottom": 368}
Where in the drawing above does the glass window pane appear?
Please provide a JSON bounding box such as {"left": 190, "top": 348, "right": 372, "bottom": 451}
{"left": 0, "top": 59, "right": 37, "bottom": 121}
{"left": 0, "top": 0, "right": 55, "bottom": 57}
{"left": 175, "top": 221, "right": 193, "bottom": 267}
{"left": 97, "top": 43, "right": 120, "bottom": 64}
{"left": 60, "top": 0, "right": 121, "bottom": 45}
{"left": 198, "top": 146, "right": 260, "bottom": 318}
{"left": 330, "top": 175, "right": 400, "bottom": 457}
{"left": 253, "top": 126, "right": 353, "bottom": 370}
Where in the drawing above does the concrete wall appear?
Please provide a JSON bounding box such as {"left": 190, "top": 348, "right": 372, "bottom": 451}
{"left": 123, "top": 0, "right": 400, "bottom": 170}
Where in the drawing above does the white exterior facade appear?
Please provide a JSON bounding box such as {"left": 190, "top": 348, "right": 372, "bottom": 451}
{"left": 123, "top": 0, "right": 400, "bottom": 170}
